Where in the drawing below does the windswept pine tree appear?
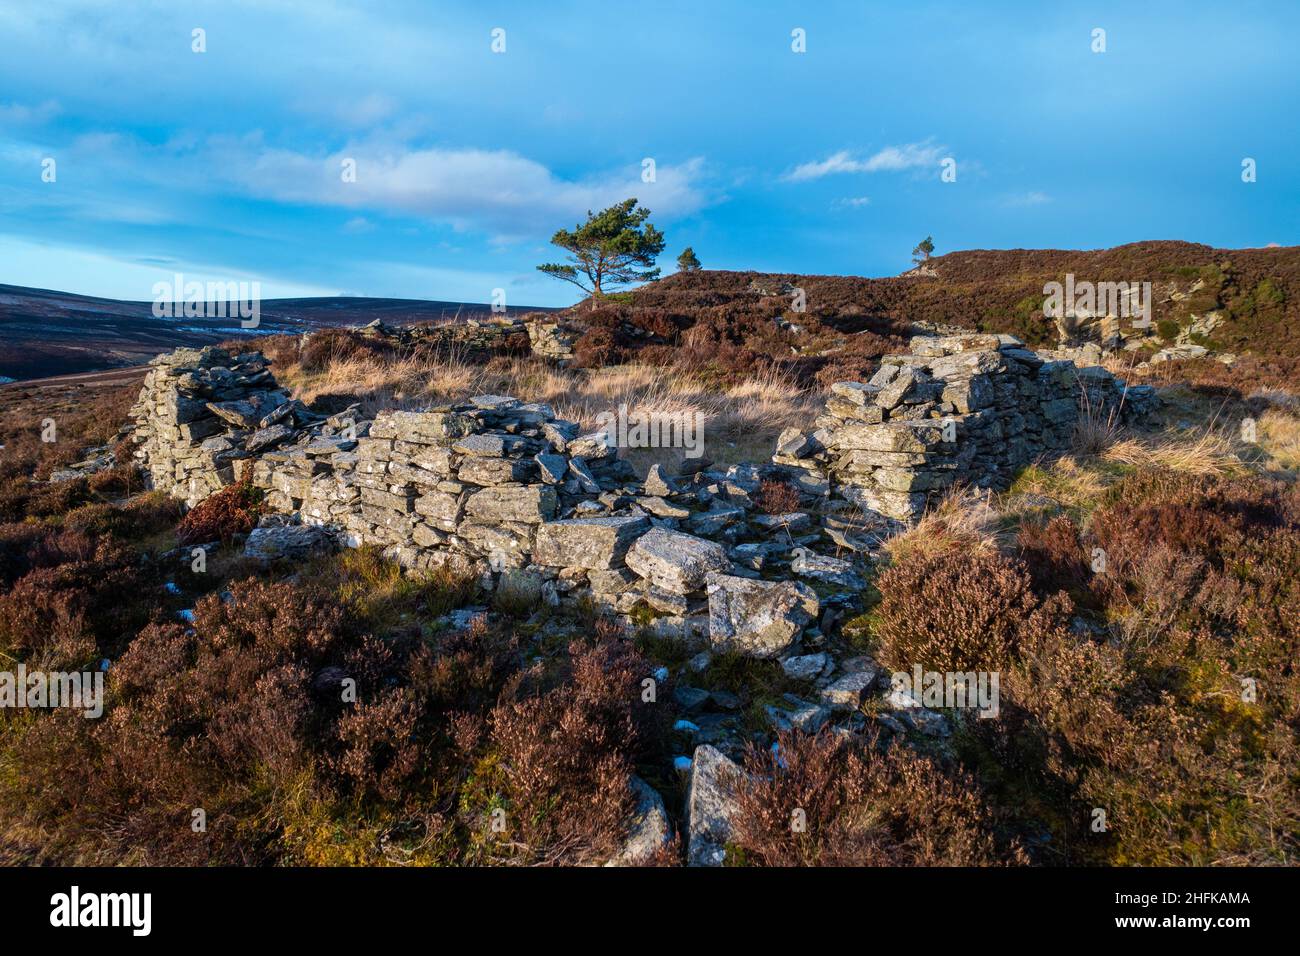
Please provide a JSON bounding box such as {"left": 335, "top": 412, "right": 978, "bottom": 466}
{"left": 538, "top": 199, "right": 665, "bottom": 307}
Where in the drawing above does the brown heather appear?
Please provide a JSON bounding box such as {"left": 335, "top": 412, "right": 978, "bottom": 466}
{"left": 459, "top": 631, "right": 669, "bottom": 866}
{"left": 175, "top": 478, "right": 266, "bottom": 545}
{"left": 872, "top": 544, "right": 1066, "bottom": 673}
{"left": 0, "top": 563, "right": 676, "bottom": 865}
{"left": 730, "top": 729, "right": 1026, "bottom": 867}
{"left": 753, "top": 477, "right": 801, "bottom": 515}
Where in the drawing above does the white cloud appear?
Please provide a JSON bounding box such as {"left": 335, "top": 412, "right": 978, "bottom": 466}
{"left": 224, "top": 145, "right": 711, "bottom": 237}
{"left": 786, "top": 142, "right": 947, "bottom": 181}
{"left": 0, "top": 233, "right": 338, "bottom": 301}
{"left": 835, "top": 196, "right": 871, "bottom": 208}
{"left": 1003, "top": 191, "right": 1052, "bottom": 207}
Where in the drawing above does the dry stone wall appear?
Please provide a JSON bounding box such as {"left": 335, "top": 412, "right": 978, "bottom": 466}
{"left": 248, "top": 396, "right": 638, "bottom": 584}
{"left": 128, "top": 333, "right": 1156, "bottom": 651}
{"left": 772, "top": 333, "right": 1158, "bottom": 519}
{"left": 347, "top": 313, "right": 579, "bottom": 362}
{"left": 129, "top": 346, "right": 353, "bottom": 507}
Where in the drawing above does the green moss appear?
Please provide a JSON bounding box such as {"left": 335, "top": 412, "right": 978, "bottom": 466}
{"left": 697, "top": 650, "right": 795, "bottom": 698}
{"left": 1156, "top": 318, "right": 1180, "bottom": 342}
{"left": 628, "top": 601, "right": 669, "bottom": 627}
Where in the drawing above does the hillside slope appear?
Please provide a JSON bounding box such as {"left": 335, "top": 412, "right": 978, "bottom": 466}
{"left": 0, "top": 285, "right": 555, "bottom": 381}
{"left": 555, "top": 241, "right": 1299, "bottom": 383}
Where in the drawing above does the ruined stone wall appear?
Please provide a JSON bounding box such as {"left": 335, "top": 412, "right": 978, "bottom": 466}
{"left": 248, "top": 397, "right": 638, "bottom": 582}
{"left": 128, "top": 346, "right": 352, "bottom": 507}
{"left": 122, "top": 336, "right": 1166, "bottom": 871}
{"left": 128, "top": 335, "right": 1156, "bottom": 658}
{"left": 350, "top": 314, "right": 579, "bottom": 362}
{"left": 772, "top": 334, "right": 1158, "bottom": 519}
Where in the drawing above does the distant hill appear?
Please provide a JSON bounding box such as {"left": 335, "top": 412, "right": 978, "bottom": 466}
{"left": 557, "top": 240, "right": 1300, "bottom": 363}
{"left": 0, "top": 285, "right": 557, "bottom": 381}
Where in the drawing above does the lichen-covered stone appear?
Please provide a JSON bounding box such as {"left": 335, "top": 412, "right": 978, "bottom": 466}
{"left": 705, "top": 572, "right": 819, "bottom": 659}
{"left": 533, "top": 515, "right": 650, "bottom": 569}
{"left": 626, "top": 528, "right": 731, "bottom": 595}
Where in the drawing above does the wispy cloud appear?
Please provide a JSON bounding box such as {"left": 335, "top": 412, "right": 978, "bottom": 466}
{"left": 0, "top": 99, "right": 60, "bottom": 124}
{"left": 1002, "top": 190, "right": 1052, "bottom": 207}
{"left": 785, "top": 142, "right": 947, "bottom": 181}
{"left": 834, "top": 196, "right": 872, "bottom": 208}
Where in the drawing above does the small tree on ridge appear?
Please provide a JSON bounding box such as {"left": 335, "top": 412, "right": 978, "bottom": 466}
{"left": 538, "top": 199, "right": 665, "bottom": 308}
{"left": 912, "top": 236, "right": 935, "bottom": 267}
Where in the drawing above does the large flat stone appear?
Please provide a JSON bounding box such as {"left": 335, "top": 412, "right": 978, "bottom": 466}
{"left": 706, "top": 572, "right": 819, "bottom": 659}
{"left": 532, "top": 515, "right": 650, "bottom": 569}
{"left": 368, "top": 410, "right": 476, "bottom": 445}
{"left": 462, "top": 485, "right": 556, "bottom": 524}
{"left": 625, "top": 528, "right": 731, "bottom": 595}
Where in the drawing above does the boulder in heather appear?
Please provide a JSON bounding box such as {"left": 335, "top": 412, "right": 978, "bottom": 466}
{"left": 705, "top": 572, "right": 819, "bottom": 659}
{"left": 686, "top": 745, "right": 744, "bottom": 867}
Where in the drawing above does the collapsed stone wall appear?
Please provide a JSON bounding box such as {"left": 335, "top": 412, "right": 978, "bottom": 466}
{"left": 128, "top": 345, "right": 848, "bottom": 657}
{"left": 350, "top": 313, "right": 580, "bottom": 361}
{"left": 125, "top": 335, "right": 1160, "bottom": 868}
{"left": 128, "top": 333, "right": 1156, "bottom": 652}
{"left": 772, "top": 333, "right": 1158, "bottom": 519}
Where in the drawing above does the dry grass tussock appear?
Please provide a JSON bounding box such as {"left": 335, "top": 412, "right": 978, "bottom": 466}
{"left": 281, "top": 347, "right": 821, "bottom": 468}
{"left": 898, "top": 394, "right": 1287, "bottom": 549}
{"left": 1082, "top": 388, "right": 1300, "bottom": 479}
{"left": 880, "top": 487, "right": 1008, "bottom": 565}
{"left": 1258, "top": 408, "right": 1300, "bottom": 471}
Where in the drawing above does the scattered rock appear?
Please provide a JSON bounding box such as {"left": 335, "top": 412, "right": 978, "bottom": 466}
{"left": 706, "top": 572, "right": 819, "bottom": 659}
{"left": 781, "top": 652, "right": 829, "bottom": 681}
{"left": 686, "top": 745, "right": 743, "bottom": 867}
{"left": 821, "top": 668, "right": 879, "bottom": 712}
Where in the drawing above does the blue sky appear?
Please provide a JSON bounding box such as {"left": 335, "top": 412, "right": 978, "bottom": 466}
{"left": 1, "top": 0, "right": 1297, "bottom": 307}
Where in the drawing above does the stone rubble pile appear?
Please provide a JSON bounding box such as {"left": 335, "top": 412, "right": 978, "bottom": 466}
{"left": 772, "top": 333, "right": 1158, "bottom": 519}
{"left": 49, "top": 444, "right": 117, "bottom": 483}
